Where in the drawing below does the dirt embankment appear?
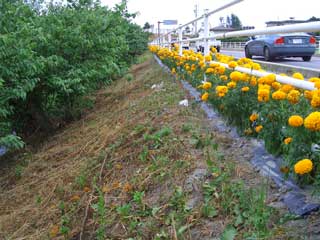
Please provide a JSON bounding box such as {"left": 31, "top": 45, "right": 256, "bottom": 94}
{"left": 0, "top": 54, "right": 319, "bottom": 240}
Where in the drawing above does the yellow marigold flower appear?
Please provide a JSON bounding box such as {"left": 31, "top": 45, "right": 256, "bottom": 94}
{"left": 252, "top": 63, "right": 261, "bottom": 70}
{"left": 304, "top": 112, "right": 320, "bottom": 131}
{"left": 304, "top": 90, "right": 313, "bottom": 100}
{"left": 171, "top": 68, "right": 176, "bottom": 74}
{"left": 205, "top": 68, "right": 215, "bottom": 74}
{"left": 227, "top": 81, "right": 237, "bottom": 88}
{"left": 250, "top": 76, "right": 257, "bottom": 86}
{"left": 257, "top": 89, "right": 270, "bottom": 102}
{"left": 272, "top": 82, "right": 281, "bottom": 90}
{"left": 203, "top": 81, "right": 212, "bottom": 90}
{"left": 265, "top": 74, "right": 276, "bottom": 85}
{"left": 284, "top": 137, "right": 292, "bottom": 145}
{"left": 204, "top": 55, "right": 212, "bottom": 62}
{"left": 314, "top": 81, "right": 320, "bottom": 89}
{"left": 209, "top": 62, "right": 220, "bottom": 68}
{"left": 258, "top": 77, "right": 265, "bottom": 84}
{"left": 287, "top": 90, "right": 300, "bottom": 104}
{"left": 288, "top": 115, "right": 304, "bottom": 127}
{"left": 217, "top": 65, "right": 226, "bottom": 75}
{"left": 309, "top": 77, "right": 320, "bottom": 82}
{"left": 281, "top": 84, "right": 295, "bottom": 93}
{"left": 249, "top": 113, "right": 259, "bottom": 122}
{"left": 228, "top": 61, "right": 238, "bottom": 68}
{"left": 201, "top": 92, "right": 209, "bottom": 101}
{"left": 241, "top": 86, "right": 250, "bottom": 92}
{"left": 230, "top": 71, "right": 242, "bottom": 82}
{"left": 292, "top": 72, "right": 304, "bottom": 80}
{"left": 241, "top": 73, "right": 250, "bottom": 82}
{"left": 272, "top": 90, "right": 287, "bottom": 100}
{"left": 294, "top": 159, "right": 313, "bottom": 175}
{"left": 210, "top": 47, "right": 217, "bottom": 53}
{"left": 311, "top": 92, "right": 320, "bottom": 108}
{"left": 255, "top": 125, "right": 263, "bottom": 133}
{"left": 215, "top": 86, "right": 228, "bottom": 97}
{"left": 220, "top": 75, "right": 228, "bottom": 81}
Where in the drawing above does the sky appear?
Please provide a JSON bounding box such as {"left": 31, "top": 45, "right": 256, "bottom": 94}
{"left": 101, "top": 0, "right": 319, "bottom": 31}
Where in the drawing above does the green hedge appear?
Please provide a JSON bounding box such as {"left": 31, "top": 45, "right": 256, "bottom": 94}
{"left": 0, "top": 0, "right": 149, "bottom": 151}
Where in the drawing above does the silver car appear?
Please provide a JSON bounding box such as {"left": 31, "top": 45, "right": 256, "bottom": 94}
{"left": 244, "top": 33, "right": 317, "bottom": 61}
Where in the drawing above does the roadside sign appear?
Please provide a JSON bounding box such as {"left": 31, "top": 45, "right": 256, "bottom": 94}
{"left": 163, "top": 20, "right": 178, "bottom": 25}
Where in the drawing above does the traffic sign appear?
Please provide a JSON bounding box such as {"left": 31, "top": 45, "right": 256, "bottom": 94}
{"left": 163, "top": 20, "right": 178, "bottom": 25}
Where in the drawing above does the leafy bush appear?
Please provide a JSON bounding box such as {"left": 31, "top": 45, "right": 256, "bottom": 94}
{"left": 0, "top": 0, "right": 149, "bottom": 152}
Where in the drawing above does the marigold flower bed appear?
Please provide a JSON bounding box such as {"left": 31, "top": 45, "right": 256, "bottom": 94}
{"left": 150, "top": 45, "right": 320, "bottom": 186}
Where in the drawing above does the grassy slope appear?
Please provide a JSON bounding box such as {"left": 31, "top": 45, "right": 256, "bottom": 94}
{"left": 1, "top": 53, "right": 316, "bottom": 239}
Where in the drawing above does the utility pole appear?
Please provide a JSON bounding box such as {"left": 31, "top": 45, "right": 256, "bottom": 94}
{"left": 158, "top": 21, "right": 161, "bottom": 46}
{"left": 193, "top": 4, "right": 199, "bottom": 34}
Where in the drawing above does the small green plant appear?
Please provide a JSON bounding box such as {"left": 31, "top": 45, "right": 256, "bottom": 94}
{"left": 133, "top": 191, "right": 144, "bottom": 205}
{"left": 125, "top": 73, "right": 134, "bottom": 82}
{"left": 14, "top": 165, "right": 24, "bottom": 178}
{"left": 75, "top": 172, "right": 87, "bottom": 189}
{"left": 92, "top": 187, "right": 107, "bottom": 240}
{"left": 116, "top": 204, "right": 131, "bottom": 218}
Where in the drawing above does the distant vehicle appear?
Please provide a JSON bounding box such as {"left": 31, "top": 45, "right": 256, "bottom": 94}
{"left": 244, "top": 33, "right": 317, "bottom": 61}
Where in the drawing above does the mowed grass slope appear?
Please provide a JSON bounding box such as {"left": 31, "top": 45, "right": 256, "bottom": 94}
{"left": 0, "top": 53, "right": 313, "bottom": 239}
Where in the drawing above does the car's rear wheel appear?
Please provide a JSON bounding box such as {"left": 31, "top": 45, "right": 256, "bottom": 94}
{"left": 302, "top": 56, "right": 312, "bottom": 62}
{"left": 245, "top": 47, "right": 252, "bottom": 59}
{"left": 264, "top": 47, "right": 273, "bottom": 61}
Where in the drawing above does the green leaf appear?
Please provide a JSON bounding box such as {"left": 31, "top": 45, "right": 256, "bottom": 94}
{"left": 220, "top": 226, "right": 237, "bottom": 240}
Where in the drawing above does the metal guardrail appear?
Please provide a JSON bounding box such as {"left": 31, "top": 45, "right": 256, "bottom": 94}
{"left": 152, "top": 0, "right": 320, "bottom": 91}
{"left": 221, "top": 42, "right": 246, "bottom": 49}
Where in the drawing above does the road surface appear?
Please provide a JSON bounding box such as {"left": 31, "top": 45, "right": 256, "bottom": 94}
{"left": 221, "top": 50, "right": 320, "bottom": 70}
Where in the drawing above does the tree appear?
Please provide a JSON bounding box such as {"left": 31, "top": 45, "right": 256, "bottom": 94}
{"left": 143, "top": 22, "right": 151, "bottom": 30}
{"left": 230, "top": 13, "right": 242, "bottom": 29}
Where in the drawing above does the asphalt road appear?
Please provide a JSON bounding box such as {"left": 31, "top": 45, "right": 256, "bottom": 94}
{"left": 221, "top": 50, "right": 320, "bottom": 70}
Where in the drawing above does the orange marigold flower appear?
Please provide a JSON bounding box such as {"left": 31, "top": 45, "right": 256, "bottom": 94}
{"left": 228, "top": 61, "right": 238, "bottom": 68}
{"left": 202, "top": 81, "right": 212, "bottom": 90}
{"left": 241, "top": 86, "right": 250, "bottom": 92}
{"left": 294, "top": 159, "right": 313, "bottom": 175}
{"left": 288, "top": 115, "right": 304, "bottom": 127}
{"left": 220, "top": 75, "right": 228, "bottom": 81}
{"left": 227, "top": 81, "right": 237, "bottom": 88}
{"left": 255, "top": 125, "right": 263, "bottom": 133}
{"left": 287, "top": 90, "right": 300, "bottom": 104}
{"left": 272, "top": 90, "right": 286, "bottom": 100}
{"left": 272, "top": 82, "right": 281, "bottom": 90}
{"left": 304, "top": 112, "right": 320, "bottom": 131}
{"left": 304, "top": 90, "right": 313, "bottom": 100}
{"left": 249, "top": 113, "right": 259, "bottom": 122}
{"left": 284, "top": 137, "right": 292, "bottom": 144}
{"left": 201, "top": 92, "right": 209, "bottom": 101}
{"left": 250, "top": 76, "right": 257, "bottom": 86}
